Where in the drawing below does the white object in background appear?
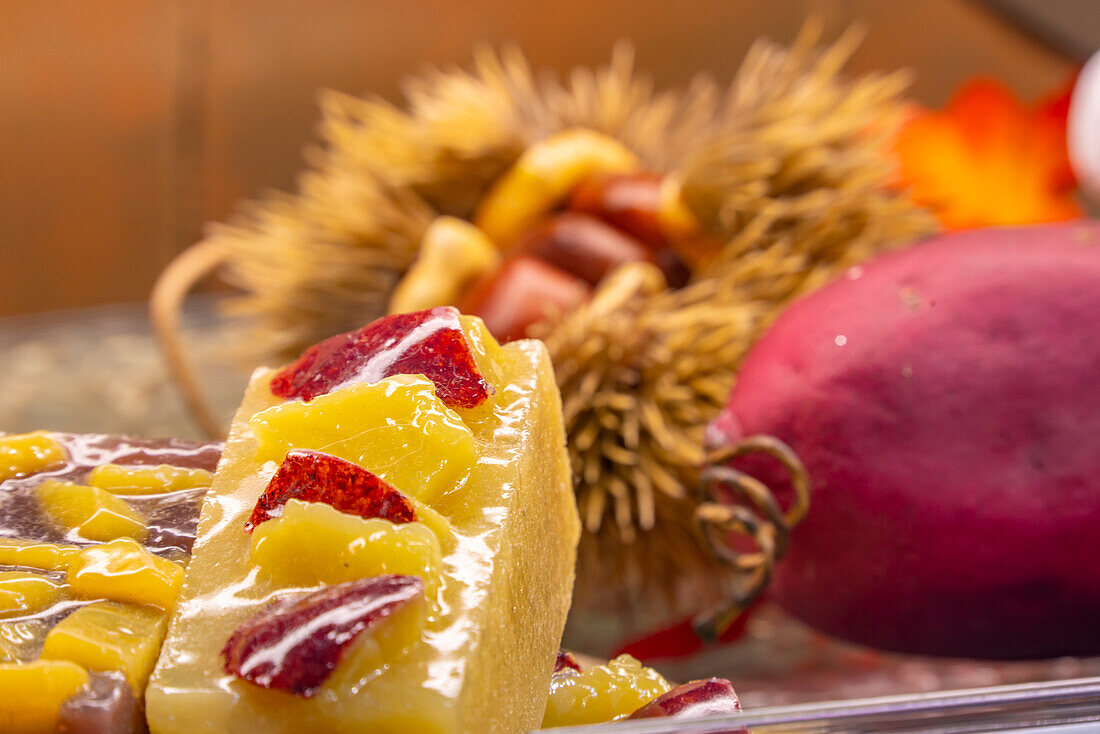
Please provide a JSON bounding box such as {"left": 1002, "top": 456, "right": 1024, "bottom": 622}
{"left": 1069, "top": 50, "right": 1100, "bottom": 201}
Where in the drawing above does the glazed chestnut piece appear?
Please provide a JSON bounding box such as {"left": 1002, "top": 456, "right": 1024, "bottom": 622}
{"left": 542, "top": 654, "right": 672, "bottom": 728}
{"left": 516, "top": 213, "right": 654, "bottom": 286}
{"left": 459, "top": 255, "right": 591, "bottom": 342}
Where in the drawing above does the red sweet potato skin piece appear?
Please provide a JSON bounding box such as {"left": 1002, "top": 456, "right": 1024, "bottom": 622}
{"left": 553, "top": 649, "right": 582, "bottom": 676}
{"left": 269, "top": 307, "right": 490, "bottom": 409}
{"left": 628, "top": 678, "right": 741, "bottom": 720}
{"left": 222, "top": 575, "right": 422, "bottom": 696}
{"left": 708, "top": 222, "right": 1100, "bottom": 659}
{"left": 246, "top": 450, "right": 416, "bottom": 532}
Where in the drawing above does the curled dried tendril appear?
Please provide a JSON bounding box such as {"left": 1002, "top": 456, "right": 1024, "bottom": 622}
{"left": 691, "top": 435, "right": 810, "bottom": 640}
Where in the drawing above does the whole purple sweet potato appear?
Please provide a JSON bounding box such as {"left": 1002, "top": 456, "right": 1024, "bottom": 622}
{"left": 707, "top": 222, "right": 1100, "bottom": 659}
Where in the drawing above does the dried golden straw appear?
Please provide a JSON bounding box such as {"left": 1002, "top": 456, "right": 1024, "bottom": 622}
{"left": 534, "top": 266, "right": 767, "bottom": 616}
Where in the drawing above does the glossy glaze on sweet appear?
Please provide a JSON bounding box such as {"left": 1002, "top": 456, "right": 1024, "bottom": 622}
{"left": 147, "top": 315, "right": 580, "bottom": 734}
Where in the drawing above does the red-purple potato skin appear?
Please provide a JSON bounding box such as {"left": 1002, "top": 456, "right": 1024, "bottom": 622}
{"left": 628, "top": 679, "right": 742, "bottom": 720}
{"left": 706, "top": 222, "right": 1100, "bottom": 659}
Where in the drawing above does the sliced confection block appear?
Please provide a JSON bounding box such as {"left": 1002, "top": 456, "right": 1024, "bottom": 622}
{"left": 148, "top": 308, "right": 580, "bottom": 734}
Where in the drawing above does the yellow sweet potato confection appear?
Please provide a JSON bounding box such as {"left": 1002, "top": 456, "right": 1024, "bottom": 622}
{"left": 67, "top": 538, "right": 184, "bottom": 610}
{"left": 87, "top": 463, "right": 213, "bottom": 495}
{"left": 0, "top": 539, "right": 80, "bottom": 571}
{"left": 36, "top": 480, "right": 148, "bottom": 542}
{"left": 250, "top": 375, "right": 477, "bottom": 506}
{"left": 0, "top": 571, "right": 64, "bottom": 618}
{"left": 249, "top": 499, "right": 443, "bottom": 591}
{"left": 147, "top": 312, "right": 580, "bottom": 734}
{"left": 0, "top": 660, "right": 90, "bottom": 734}
{"left": 542, "top": 654, "right": 672, "bottom": 727}
{"left": 0, "top": 431, "right": 67, "bottom": 481}
{"left": 41, "top": 600, "right": 167, "bottom": 694}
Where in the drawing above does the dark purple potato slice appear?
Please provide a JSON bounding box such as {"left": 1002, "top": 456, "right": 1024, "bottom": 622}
{"left": 628, "top": 678, "right": 742, "bottom": 720}
{"left": 57, "top": 671, "right": 137, "bottom": 734}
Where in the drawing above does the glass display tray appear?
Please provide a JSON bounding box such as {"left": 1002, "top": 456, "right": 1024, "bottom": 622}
{"left": 543, "top": 676, "right": 1100, "bottom": 733}
{"left": 565, "top": 602, "right": 1100, "bottom": 706}
{"left": 559, "top": 601, "right": 1100, "bottom": 734}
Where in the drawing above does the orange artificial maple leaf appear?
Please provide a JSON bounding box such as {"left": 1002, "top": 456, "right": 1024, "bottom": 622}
{"left": 895, "top": 78, "right": 1080, "bottom": 230}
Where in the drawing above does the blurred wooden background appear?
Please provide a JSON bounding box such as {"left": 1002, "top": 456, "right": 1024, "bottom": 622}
{"left": 0, "top": 0, "right": 1081, "bottom": 318}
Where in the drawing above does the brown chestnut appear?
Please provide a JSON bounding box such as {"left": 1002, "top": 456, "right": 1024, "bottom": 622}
{"left": 568, "top": 173, "right": 666, "bottom": 248}
{"left": 515, "top": 213, "right": 654, "bottom": 286}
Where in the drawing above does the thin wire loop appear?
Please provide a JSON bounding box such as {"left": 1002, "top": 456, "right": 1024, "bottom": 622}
{"left": 692, "top": 434, "right": 810, "bottom": 640}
